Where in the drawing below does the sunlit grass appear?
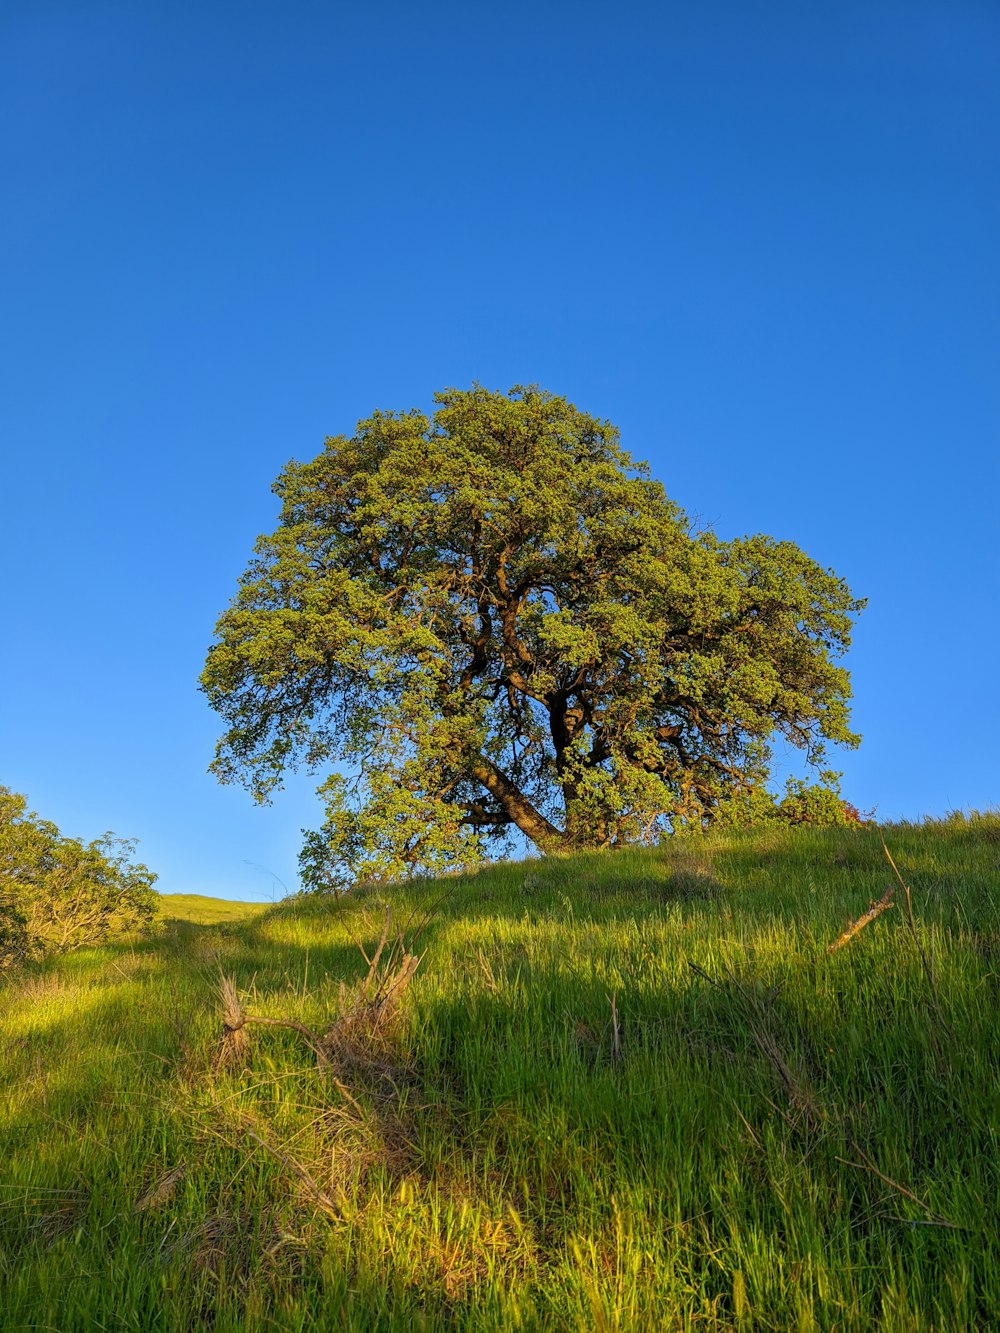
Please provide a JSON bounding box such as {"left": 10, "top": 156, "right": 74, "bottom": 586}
{"left": 2, "top": 816, "right": 999, "bottom": 1329}
{"left": 156, "top": 893, "right": 271, "bottom": 924}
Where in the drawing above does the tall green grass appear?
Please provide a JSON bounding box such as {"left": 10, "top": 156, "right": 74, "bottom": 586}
{"left": 2, "top": 816, "right": 998, "bottom": 1330}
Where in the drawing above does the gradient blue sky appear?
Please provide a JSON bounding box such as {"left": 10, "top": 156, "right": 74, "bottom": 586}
{"left": 3, "top": 3, "right": 997, "bottom": 900}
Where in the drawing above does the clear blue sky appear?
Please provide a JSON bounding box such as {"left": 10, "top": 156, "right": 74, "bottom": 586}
{"left": 3, "top": 3, "right": 997, "bottom": 900}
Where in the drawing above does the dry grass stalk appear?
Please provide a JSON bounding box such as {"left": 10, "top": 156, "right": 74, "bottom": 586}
{"left": 828, "top": 885, "right": 895, "bottom": 953}
{"left": 321, "top": 957, "right": 421, "bottom": 1090}
{"left": 331, "top": 1076, "right": 366, "bottom": 1119}
{"left": 689, "top": 961, "right": 821, "bottom": 1129}
{"left": 216, "top": 972, "right": 329, "bottom": 1071}
{"left": 26, "top": 1188, "right": 89, "bottom": 1245}
{"left": 241, "top": 1122, "right": 347, "bottom": 1222}
{"left": 608, "top": 991, "right": 622, "bottom": 1065}
{"left": 879, "top": 833, "right": 951, "bottom": 1036}
{"left": 133, "top": 1164, "right": 186, "bottom": 1213}
{"left": 472, "top": 947, "right": 501, "bottom": 995}
{"left": 217, "top": 974, "right": 252, "bottom": 1069}
{"left": 215, "top": 908, "right": 423, "bottom": 1107}
{"left": 319, "top": 908, "right": 424, "bottom": 1086}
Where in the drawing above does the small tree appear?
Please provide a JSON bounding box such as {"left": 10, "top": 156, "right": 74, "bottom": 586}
{"left": 0, "top": 787, "right": 158, "bottom": 964}
{"left": 202, "top": 385, "right": 864, "bottom": 888}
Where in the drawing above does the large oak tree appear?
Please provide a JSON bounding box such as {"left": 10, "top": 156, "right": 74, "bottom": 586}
{"left": 202, "top": 386, "right": 863, "bottom": 887}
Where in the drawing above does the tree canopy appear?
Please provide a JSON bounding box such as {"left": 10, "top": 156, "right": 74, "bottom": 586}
{"left": 202, "top": 386, "right": 864, "bottom": 888}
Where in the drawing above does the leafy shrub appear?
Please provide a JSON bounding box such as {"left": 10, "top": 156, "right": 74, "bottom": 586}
{"left": 712, "top": 771, "right": 870, "bottom": 831}
{"left": 775, "top": 774, "right": 848, "bottom": 827}
{"left": 0, "top": 786, "right": 157, "bottom": 966}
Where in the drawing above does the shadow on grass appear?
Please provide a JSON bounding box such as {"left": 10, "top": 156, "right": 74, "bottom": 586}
{"left": 5, "top": 820, "right": 1000, "bottom": 1329}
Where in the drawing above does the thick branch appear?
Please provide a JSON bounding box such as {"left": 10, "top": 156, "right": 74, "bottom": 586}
{"left": 466, "top": 751, "right": 562, "bottom": 851}
{"left": 460, "top": 799, "right": 513, "bottom": 829}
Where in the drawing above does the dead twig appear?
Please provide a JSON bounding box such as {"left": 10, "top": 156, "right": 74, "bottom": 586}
{"left": 242, "top": 1124, "right": 346, "bottom": 1222}
{"left": 828, "top": 885, "right": 895, "bottom": 953}
{"left": 241, "top": 1016, "right": 330, "bottom": 1067}
{"left": 217, "top": 973, "right": 329, "bottom": 1070}
{"left": 836, "top": 1142, "right": 964, "bottom": 1231}
{"left": 331, "top": 1076, "right": 366, "bottom": 1119}
{"left": 361, "top": 906, "right": 391, "bottom": 986}
{"left": 375, "top": 951, "right": 421, "bottom": 1016}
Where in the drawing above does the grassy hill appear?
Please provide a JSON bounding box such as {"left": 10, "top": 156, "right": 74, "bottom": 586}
{"left": 156, "top": 893, "right": 272, "bottom": 925}
{"left": 2, "top": 816, "right": 999, "bottom": 1331}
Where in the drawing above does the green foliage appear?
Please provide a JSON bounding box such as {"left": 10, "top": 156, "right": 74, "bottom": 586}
{"left": 202, "top": 385, "right": 864, "bottom": 887}
{"left": 714, "top": 769, "right": 866, "bottom": 831}
{"left": 0, "top": 786, "right": 157, "bottom": 964}
{"left": 710, "top": 782, "right": 782, "bottom": 830}
{"left": 776, "top": 769, "right": 862, "bottom": 828}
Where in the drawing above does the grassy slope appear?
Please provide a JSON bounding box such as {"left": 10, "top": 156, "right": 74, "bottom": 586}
{"left": 1, "top": 817, "right": 998, "bottom": 1331}
{"left": 156, "top": 894, "right": 271, "bottom": 925}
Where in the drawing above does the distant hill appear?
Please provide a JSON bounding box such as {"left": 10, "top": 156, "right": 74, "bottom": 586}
{"left": 155, "top": 892, "right": 272, "bottom": 924}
